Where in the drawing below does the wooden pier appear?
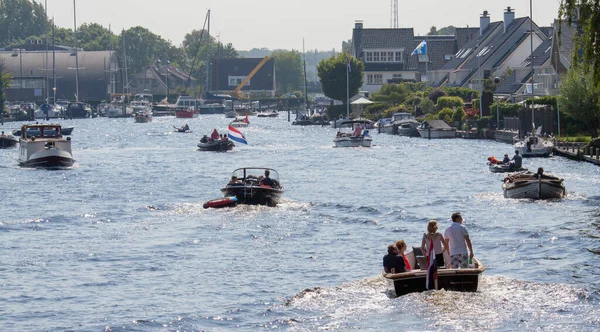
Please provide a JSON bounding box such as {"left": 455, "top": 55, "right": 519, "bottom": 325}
{"left": 553, "top": 141, "right": 600, "bottom": 166}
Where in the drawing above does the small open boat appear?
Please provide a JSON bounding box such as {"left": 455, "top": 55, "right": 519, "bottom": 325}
{"left": 383, "top": 251, "right": 485, "bottom": 297}
{"left": 488, "top": 163, "right": 527, "bottom": 173}
{"left": 0, "top": 134, "right": 18, "bottom": 148}
{"left": 220, "top": 167, "right": 284, "bottom": 206}
{"left": 197, "top": 138, "right": 234, "bottom": 152}
{"left": 502, "top": 170, "right": 566, "bottom": 199}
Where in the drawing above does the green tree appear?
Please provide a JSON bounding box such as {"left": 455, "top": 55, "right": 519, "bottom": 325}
{"left": 371, "top": 83, "right": 411, "bottom": 105}
{"left": 420, "top": 98, "right": 435, "bottom": 114}
{"left": 438, "top": 107, "right": 454, "bottom": 123}
{"left": 317, "top": 53, "right": 364, "bottom": 105}
{"left": 119, "top": 27, "right": 173, "bottom": 75}
{"left": 558, "top": 65, "right": 600, "bottom": 137}
{"left": 0, "top": 0, "right": 49, "bottom": 46}
{"left": 559, "top": 1, "right": 600, "bottom": 80}
{"left": 76, "top": 23, "right": 117, "bottom": 51}
{"left": 0, "top": 61, "right": 12, "bottom": 120}
{"left": 272, "top": 50, "right": 302, "bottom": 94}
{"left": 436, "top": 96, "right": 463, "bottom": 110}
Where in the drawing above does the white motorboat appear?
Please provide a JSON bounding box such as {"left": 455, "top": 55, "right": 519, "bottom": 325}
{"left": 106, "top": 103, "right": 133, "bottom": 118}
{"left": 230, "top": 115, "right": 249, "bottom": 128}
{"left": 17, "top": 123, "right": 74, "bottom": 168}
{"left": 134, "top": 108, "right": 153, "bottom": 123}
{"left": 256, "top": 110, "right": 278, "bottom": 117}
{"left": 333, "top": 120, "right": 373, "bottom": 147}
{"left": 417, "top": 120, "right": 456, "bottom": 139}
{"left": 513, "top": 131, "right": 554, "bottom": 157}
{"left": 502, "top": 171, "right": 566, "bottom": 199}
{"left": 382, "top": 112, "right": 420, "bottom": 136}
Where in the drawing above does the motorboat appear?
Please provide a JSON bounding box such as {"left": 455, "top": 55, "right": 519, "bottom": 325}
{"left": 105, "top": 103, "right": 133, "bottom": 118}
{"left": 198, "top": 103, "right": 226, "bottom": 114}
{"left": 502, "top": 171, "right": 566, "bottom": 199}
{"left": 34, "top": 104, "right": 62, "bottom": 119}
{"left": 383, "top": 251, "right": 485, "bottom": 297}
{"left": 197, "top": 137, "right": 234, "bottom": 152}
{"left": 513, "top": 131, "right": 554, "bottom": 157}
{"left": 134, "top": 108, "right": 153, "bottom": 123}
{"left": 0, "top": 133, "right": 18, "bottom": 148}
{"left": 488, "top": 163, "right": 527, "bottom": 173}
{"left": 417, "top": 120, "right": 456, "bottom": 139}
{"left": 175, "top": 108, "right": 200, "bottom": 118}
{"left": 13, "top": 126, "right": 74, "bottom": 136}
{"left": 333, "top": 120, "right": 373, "bottom": 147}
{"left": 131, "top": 94, "right": 153, "bottom": 116}
{"left": 256, "top": 110, "right": 278, "bottom": 117}
{"left": 173, "top": 125, "right": 192, "bottom": 133}
{"left": 230, "top": 115, "right": 249, "bottom": 128}
{"left": 382, "top": 112, "right": 420, "bottom": 136}
{"left": 65, "top": 102, "right": 90, "bottom": 118}
{"left": 174, "top": 96, "right": 200, "bottom": 118}
{"left": 17, "top": 123, "right": 74, "bottom": 168}
{"left": 220, "top": 167, "right": 284, "bottom": 206}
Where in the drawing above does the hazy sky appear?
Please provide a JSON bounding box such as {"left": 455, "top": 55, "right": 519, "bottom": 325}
{"left": 47, "top": 0, "right": 561, "bottom": 51}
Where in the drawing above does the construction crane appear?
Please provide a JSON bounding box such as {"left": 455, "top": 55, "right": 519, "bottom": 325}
{"left": 230, "top": 56, "right": 270, "bottom": 99}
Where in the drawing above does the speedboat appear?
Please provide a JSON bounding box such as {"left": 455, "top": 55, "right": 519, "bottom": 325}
{"left": 383, "top": 251, "right": 485, "bottom": 297}
{"left": 225, "top": 110, "right": 237, "bottom": 118}
{"left": 502, "top": 171, "right": 566, "bottom": 199}
{"left": 197, "top": 137, "right": 234, "bottom": 152}
{"left": 134, "top": 108, "right": 153, "bottom": 123}
{"left": 514, "top": 132, "right": 554, "bottom": 157}
{"left": 0, "top": 133, "right": 18, "bottom": 148}
{"left": 230, "top": 115, "right": 249, "bottom": 128}
{"left": 17, "top": 123, "right": 74, "bottom": 168}
{"left": 220, "top": 167, "right": 284, "bottom": 206}
{"left": 65, "top": 102, "right": 90, "bottom": 118}
{"left": 382, "top": 112, "right": 420, "bottom": 136}
{"left": 333, "top": 120, "right": 373, "bottom": 147}
{"left": 488, "top": 163, "right": 527, "bottom": 173}
{"left": 256, "top": 110, "right": 278, "bottom": 117}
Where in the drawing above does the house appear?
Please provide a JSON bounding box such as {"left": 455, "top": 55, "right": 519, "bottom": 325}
{"left": 209, "top": 57, "right": 276, "bottom": 97}
{"left": 0, "top": 47, "right": 122, "bottom": 103}
{"left": 126, "top": 63, "right": 193, "bottom": 97}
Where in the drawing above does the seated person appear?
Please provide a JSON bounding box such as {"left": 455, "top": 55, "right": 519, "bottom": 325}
{"left": 228, "top": 176, "right": 240, "bottom": 184}
{"left": 502, "top": 154, "right": 510, "bottom": 164}
{"left": 183, "top": 124, "right": 189, "bottom": 131}
{"left": 200, "top": 135, "right": 209, "bottom": 143}
{"left": 510, "top": 150, "right": 522, "bottom": 169}
{"left": 382, "top": 244, "right": 406, "bottom": 274}
{"left": 353, "top": 125, "right": 363, "bottom": 137}
{"left": 259, "top": 170, "right": 275, "bottom": 187}
{"left": 487, "top": 156, "right": 499, "bottom": 164}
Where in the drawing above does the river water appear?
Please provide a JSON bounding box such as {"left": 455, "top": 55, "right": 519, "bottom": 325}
{"left": 1, "top": 115, "right": 599, "bottom": 331}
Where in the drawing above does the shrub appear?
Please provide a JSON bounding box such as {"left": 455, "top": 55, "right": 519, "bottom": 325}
{"left": 437, "top": 107, "right": 454, "bottom": 124}
{"left": 436, "top": 96, "right": 464, "bottom": 110}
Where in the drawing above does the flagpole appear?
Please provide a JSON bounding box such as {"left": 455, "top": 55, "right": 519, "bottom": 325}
{"left": 346, "top": 56, "right": 349, "bottom": 119}
{"left": 425, "top": 37, "right": 428, "bottom": 88}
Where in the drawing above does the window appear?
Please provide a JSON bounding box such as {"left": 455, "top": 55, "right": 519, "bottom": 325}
{"left": 387, "top": 52, "right": 394, "bottom": 62}
{"left": 373, "top": 52, "right": 380, "bottom": 62}
{"left": 229, "top": 76, "right": 249, "bottom": 87}
{"left": 395, "top": 51, "right": 403, "bottom": 62}
{"left": 366, "top": 52, "right": 373, "bottom": 62}
{"left": 367, "top": 74, "right": 383, "bottom": 84}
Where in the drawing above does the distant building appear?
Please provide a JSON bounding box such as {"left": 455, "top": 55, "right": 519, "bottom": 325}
{"left": 210, "top": 57, "right": 276, "bottom": 97}
{"left": 0, "top": 45, "right": 122, "bottom": 103}
{"left": 126, "top": 63, "right": 194, "bottom": 97}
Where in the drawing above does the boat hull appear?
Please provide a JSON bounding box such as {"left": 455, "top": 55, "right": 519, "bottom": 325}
{"left": 333, "top": 136, "right": 372, "bottom": 147}
{"left": 197, "top": 140, "right": 234, "bottom": 152}
{"left": 488, "top": 164, "right": 527, "bottom": 173}
{"left": 502, "top": 179, "right": 566, "bottom": 199}
{"left": 19, "top": 148, "right": 74, "bottom": 168}
{"left": 220, "top": 185, "right": 283, "bottom": 206}
{"left": 0, "top": 136, "right": 19, "bottom": 148}
{"left": 134, "top": 116, "right": 152, "bottom": 123}
{"left": 417, "top": 129, "right": 456, "bottom": 139}
{"left": 514, "top": 135, "right": 554, "bottom": 157}
{"left": 384, "top": 259, "right": 485, "bottom": 297}
{"left": 175, "top": 110, "right": 200, "bottom": 118}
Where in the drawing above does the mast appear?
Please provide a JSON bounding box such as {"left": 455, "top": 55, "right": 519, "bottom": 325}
{"left": 73, "top": 0, "right": 79, "bottom": 102}
{"left": 302, "top": 39, "right": 308, "bottom": 115}
{"left": 122, "top": 30, "right": 128, "bottom": 96}
{"left": 44, "top": 0, "right": 49, "bottom": 103}
{"left": 530, "top": 0, "right": 535, "bottom": 135}
{"left": 205, "top": 9, "right": 211, "bottom": 97}
{"left": 52, "top": 19, "right": 56, "bottom": 104}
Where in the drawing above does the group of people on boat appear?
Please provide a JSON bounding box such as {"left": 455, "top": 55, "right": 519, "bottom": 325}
{"left": 487, "top": 150, "right": 523, "bottom": 169}
{"left": 227, "top": 169, "right": 279, "bottom": 188}
{"left": 336, "top": 124, "right": 371, "bottom": 138}
{"left": 383, "top": 212, "right": 475, "bottom": 274}
{"left": 200, "top": 128, "right": 229, "bottom": 144}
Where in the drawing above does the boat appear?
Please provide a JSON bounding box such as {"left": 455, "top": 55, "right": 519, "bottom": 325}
{"left": 220, "top": 167, "right": 284, "bottom": 206}
{"left": 134, "top": 108, "right": 153, "bottom": 123}
{"left": 225, "top": 110, "right": 237, "bottom": 118}
{"left": 488, "top": 163, "right": 527, "bottom": 173}
{"left": 197, "top": 137, "right": 234, "bottom": 152}
{"left": 131, "top": 94, "right": 153, "bottom": 115}
{"left": 256, "top": 110, "right": 279, "bottom": 117}
{"left": 173, "top": 125, "right": 192, "bottom": 133}
{"left": 105, "top": 102, "right": 133, "bottom": 118}
{"left": 17, "top": 123, "right": 74, "bottom": 168}
{"left": 0, "top": 133, "right": 18, "bottom": 148}
{"left": 198, "top": 103, "right": 226, "bottom": 114}
{"left": 417, "top": 120, "right": 456, "bottom": 139}
{"left": 513, "top": 131, "right": 554, "bottom": 157}
{"left": 333, "top": 120, "right": 373, "bottom": 147}
{"left": 175, "top": 107, "right": 200, "bottom": 118}
{"left": 34, "top": 104, "right": 61, "bottom": 119}
{"left": 382, "top": 112, "right": 420, "bottom": 136}
{"left": 13, "top": 126, "right": 74, "bottom": 136}
{"left": 174, "top": 96, "right": 200, "bottom": 118}
{"left": 502, "top": 170, "right": 566, "bottom": 199}
{"left": 230, "top": 115, "right": 249, "bottom": 128}
{"left": 383, "top": 251, "right": 485, "bottom": 297}
{"left": 65, "top": 102, "right": 89, "bottom": 118}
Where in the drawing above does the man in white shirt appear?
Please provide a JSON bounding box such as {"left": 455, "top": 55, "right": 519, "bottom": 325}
{"left": 444, "top": 212, "right": 474, "bottom": 269}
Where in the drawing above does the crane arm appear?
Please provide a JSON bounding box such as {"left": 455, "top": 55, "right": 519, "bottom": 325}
{"left": 231, "top": 56, "right": 270, "bottom": 98}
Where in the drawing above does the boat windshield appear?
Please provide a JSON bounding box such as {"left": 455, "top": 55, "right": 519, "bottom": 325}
{"left": 230, "top": 168, "right": 280, "bottom": 182}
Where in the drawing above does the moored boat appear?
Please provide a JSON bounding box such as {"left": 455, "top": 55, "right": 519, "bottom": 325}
{"left": 17, "top": 123, "right": 74, "bottom": 168}
{"left": 0, "top": 132, "right": 19, "bottom": 148}
{"left": 220, "top": 167, "right": 284, "bottom": 206}
{"left": 256, "top": 110, "right": 278, "bottom": 117}
{"left": 382, "top": 112, "right": 420, "bottom": 136}
{"left": 383, "top": 251, "right": 485, "bottom": 297}
{"left": 175, "top": 108, "right": 200, "bottom": 118}
{"left": 502, "top": 170, "right": 566, "bottom": 199}
{"left": 513, "top": 132, "right": 554, "bottom": 157}
{"left": 417, "top": 120, "right": 456, "bottom": 139}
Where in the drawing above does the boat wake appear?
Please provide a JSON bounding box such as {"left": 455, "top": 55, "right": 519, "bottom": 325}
{"left": 272, "top": 275, "right": 600, "bottom": 331}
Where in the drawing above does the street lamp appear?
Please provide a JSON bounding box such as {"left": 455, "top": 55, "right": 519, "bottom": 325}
{"left": 494, "top": 76, "right": 500, "bottom": 129}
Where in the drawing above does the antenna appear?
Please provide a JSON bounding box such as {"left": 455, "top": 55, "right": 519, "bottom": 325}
{"left": 390, "top": 0, "right": 398, "bottom": 28}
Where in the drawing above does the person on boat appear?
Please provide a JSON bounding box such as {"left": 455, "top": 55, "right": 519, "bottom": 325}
{"left": 487, "top": 156, "right": 500, "bottom": 164}
{"left": 211, "top": 129, "right": 220, "bottom": 140}
{"left": 395, "top": 240, "right": 412, "bottom": 270}
{"left": 259, "top": 169, "right": 275, "bottom": 187}
{"left": 444, "top": 212, "right": 474, "bottom": 269}
{"left": 510, "top": 150, "right": 522, "bottom": 169}
{"left": 228, "top": 176, "right": 240, "bottom": 184}
{"left": 1, "top": 131, "right": 5, "bottom": 137}
{"left": 353, "top": 124, "right": 363, "bottom": 137}
{"left": 502, "top": 154, "right": 510, "bottom": 164}
{"left": 183, "top": 123, "right": 189, "bottom": 131}
{"left": 383, "top": 244, "right": 405, "bottom": 274}
{"left": 421, "top": 220, "right": 448, "bottom": 268}
{"left": 200, "top": 135, "right": 209, "bottom": 144}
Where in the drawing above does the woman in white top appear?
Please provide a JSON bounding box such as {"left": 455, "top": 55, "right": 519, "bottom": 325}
{"left": 421, "top": 219, "right": 449, "bottom": 268}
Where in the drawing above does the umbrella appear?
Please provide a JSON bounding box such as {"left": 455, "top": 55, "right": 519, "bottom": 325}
{"left": 351, "top": 97, "right": 374, "bottom": 105}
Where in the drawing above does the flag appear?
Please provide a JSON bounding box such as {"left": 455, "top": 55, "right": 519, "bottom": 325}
{"left": 228, "top": 125, "right": 247, "bottom": 145}
{"left": 346, "top": 53, "right": 352, "bottom": 72}
{"left": 411, "top": 40, "right": 427, "bottom": 56}
{"left": 426, "top": 239, "right": 437, "bottom": 290}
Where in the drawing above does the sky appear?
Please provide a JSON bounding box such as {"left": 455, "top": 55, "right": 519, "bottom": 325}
{"left": 46, "top": 0, "right": 562, "bottom": 52}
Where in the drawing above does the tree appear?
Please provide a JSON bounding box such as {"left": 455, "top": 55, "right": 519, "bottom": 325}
{"left": 76, "top": 23, "right": 117, "bottom": 51}
{"left": 119, "top": 27, "right": 173, "bottom": 75}
{"left": 559, "top": 1, "right": 600, "bottom": 81}
{"left": 371, "top": 83, "right": 412, "bottom": 105}
{"left": 317, "top": 53, "right": 364, "bottom": 105}
{"left": 0, "top": 0, "right": 49, "bottom": 46}
{"left": 558, "top": 65, "right": 600, "bottom": 137}
{"left": 0, "top": 61, "right": 12, "bottom": 121}
{"left": 271, "top": 50, "right": 302, "bottom": 94}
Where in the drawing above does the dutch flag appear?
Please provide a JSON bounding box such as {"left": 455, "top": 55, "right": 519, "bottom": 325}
{"left": 426, "top": 238, "right": 437, "bottom": 290}
{"left": 228, "top": 125, "right": 247, "bottom": 145}
{"left": 411, "top": 40, "right": 427, "bottom": 56}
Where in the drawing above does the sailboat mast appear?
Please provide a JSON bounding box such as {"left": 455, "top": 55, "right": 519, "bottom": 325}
{"left": 52, "top": 19, "right": 56, "bottom": 104}
{"left": 44, "top": 0, "right": 49, "bottom": 103}
{"left": 303, "top": 39, "right": 308, "bottom": 114}
{"left": 73, "top": 0, "right": 79, "bottom": 102}
{"left": 530, "top": 0, "right": 535, "bottom": 134}
{"left": 205, "top": 9, "right": 211, "bottom": 97}
{"left": 122, "top": 30, "right": 128, "bottom": 96}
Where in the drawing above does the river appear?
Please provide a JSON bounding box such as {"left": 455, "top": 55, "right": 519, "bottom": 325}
{"left": 1, "top": 115, "right": 599, "bottom": 331}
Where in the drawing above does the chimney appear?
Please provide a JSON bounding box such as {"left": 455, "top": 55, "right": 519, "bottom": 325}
{"left": 355, "top": 20, "right": 363, "bottom": 30}
{"left": 480, "top": 10, "right": 490, "bottom": 36}
{"left": 504, "top": 7, "right": 515, "bottom": 33}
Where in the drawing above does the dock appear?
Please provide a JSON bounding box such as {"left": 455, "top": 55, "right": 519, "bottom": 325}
{"left": 553, "top": 141, "right": 600, "bottom": 166}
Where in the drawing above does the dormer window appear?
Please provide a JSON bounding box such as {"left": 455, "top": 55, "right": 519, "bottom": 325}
{"left": 364, "top": 50, "right": 404, "bottom": 63}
